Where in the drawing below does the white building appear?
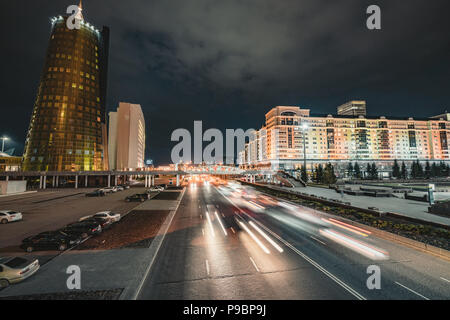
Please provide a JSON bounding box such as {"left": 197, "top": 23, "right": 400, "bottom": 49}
{"left": 108, "top": 102, "right": 146, "bottom": 171}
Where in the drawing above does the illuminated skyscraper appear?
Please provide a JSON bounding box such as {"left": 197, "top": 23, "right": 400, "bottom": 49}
{"left": 22, "top": 2, "right": 110, "bottom": 171}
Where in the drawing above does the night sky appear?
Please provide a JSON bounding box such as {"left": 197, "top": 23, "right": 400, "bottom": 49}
{"left": 1, "top": 0, "right": 449, "bottom": 164}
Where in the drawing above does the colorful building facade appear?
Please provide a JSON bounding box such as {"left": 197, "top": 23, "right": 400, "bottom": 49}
{"left": 239, "top": 106, "right": 450, "bottom": 174}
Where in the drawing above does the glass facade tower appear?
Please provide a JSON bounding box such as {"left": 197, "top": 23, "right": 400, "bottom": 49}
{"left": 22, "top": 4, "right": 109, "bottom": 171}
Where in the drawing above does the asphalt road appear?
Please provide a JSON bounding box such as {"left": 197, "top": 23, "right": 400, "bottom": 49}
{"left": 137, "top": 183, "right": 450, "bottom": 300}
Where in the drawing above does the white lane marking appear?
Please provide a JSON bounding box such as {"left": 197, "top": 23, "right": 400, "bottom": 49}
{"left": 237, "top": 220, "right": 270, "bottom": 254}
{"left": 205, "top": 260, "right": 210, "bottom": 275}
{"left": 205, "top": 211, "right": 215, "bottom": 237}
{"left": 249, "top": 221, "right": 284, "bottom": 253}
{"left": 249, "top": 257, "right": 260, "bottom": 272}
{"left": 230, "top": 227, "right": 236, "bottom": 234}
{"left": 395, "top": 281, "right": 430, "bottom": 300}
{"left": 310, "top": 235, "right": 326, "bottom": 245}
{"left": 215, "top": 186, "right": 366, "bottom": 301}
{"left": 440, "top": 277, "right": 450, "bottom": 283}
{"left": 215, "top": 211, "right": 228, "bottom": 236}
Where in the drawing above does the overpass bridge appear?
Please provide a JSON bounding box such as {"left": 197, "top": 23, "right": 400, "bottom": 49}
{"left": 0, "top": 165, "right": 277, "bottom": 189}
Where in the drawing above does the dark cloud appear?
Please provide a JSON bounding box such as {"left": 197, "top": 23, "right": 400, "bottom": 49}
{"left": 1, "top": 0, "right": 449, "bottom": 163}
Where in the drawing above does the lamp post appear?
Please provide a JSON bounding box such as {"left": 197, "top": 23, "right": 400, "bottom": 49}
{"left": 301, "top": 123, "right": 308, "bottom": 173}
{"left": 1, "top": 137, "right": 8, "bottom": 153}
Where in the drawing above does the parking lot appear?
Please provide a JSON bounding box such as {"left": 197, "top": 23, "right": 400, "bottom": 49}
{"left": 0, "top": 187, "right": 150, "bottom": 252}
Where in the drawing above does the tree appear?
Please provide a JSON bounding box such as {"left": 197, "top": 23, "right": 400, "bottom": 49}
{"left": 315, "top": 164, "right": 324, "bottom": 183}
{"left": 366, "top": 163, "right": 371, "bottom": 180}
{"left": 371, "top": 163, "right": 378, "bottom": 180}
{"left": 354, "top": 162, "right": 361, "bottom": 179}
{"left": 347, "top": 162, "right": 354, "bottom": 178}
{"left": 323, "top": 163, "right": 337, "bottom": 184}
{"left": 440, "top": 162, "right": 448, "bottom": 177}
{"left": 401, "top": 162, "right": 408, "bottom": 179}
{"left": 431, "top": 162, "right": 439, "bottom": 177}
{"left": 300, "top": 165, "right": 308, "bottom": 182}
{"left": 411, "top": 161, "right": 418, "bottom": 179}
{"left": 425, "top": 161, "right": 431, "bottom": 179}
{"left": 445, "top": 164, "right": 450, "bottom": 177}
{"left": 392, "top": 160, "right": 400, "bottom": 179}
{"left": 416, "top": 161, "right": 424, "bottom": 178}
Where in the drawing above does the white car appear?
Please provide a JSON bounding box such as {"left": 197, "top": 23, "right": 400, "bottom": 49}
{"left": 79, "top": 211, "right": 121, "bottom": 223}
{"left": 148, "top": 187, "right": 163, "bottom": 192}
{"left": 0, "top": 211, "right": 23, "bottom": 224}
{"left": 101, "top": 187, "right": 117, "bottom": 193}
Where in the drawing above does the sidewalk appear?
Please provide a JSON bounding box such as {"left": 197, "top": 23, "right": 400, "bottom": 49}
{"left": 284, "top": 185, "right": 450, "bottom": 226}
{"left": 0, "top": 191, "right": 37, "bottom": 198}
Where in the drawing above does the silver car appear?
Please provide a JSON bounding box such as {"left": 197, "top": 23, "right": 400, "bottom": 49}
{"left": 0, "top": 256, "right": 40, "bottom": 288}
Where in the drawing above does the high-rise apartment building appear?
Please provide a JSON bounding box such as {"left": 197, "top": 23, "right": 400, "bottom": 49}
{"left": 240, "top": 105, "right": 450, "bottom": 173}
{"left": 22, "top": 2, "right": 110, "bottom": 171}
{"left": 337, "top": 101, "right": 367, "bottom": 116}
{"left": 108, "top": 103, "right": 146, "bottom": 171}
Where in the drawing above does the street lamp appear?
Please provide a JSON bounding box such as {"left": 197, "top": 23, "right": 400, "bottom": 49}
{"left": 301, "top": 124, "right": 308, "bottom": 176}
{"left": 0, "top": 137, "right": 9, "bottom": 153}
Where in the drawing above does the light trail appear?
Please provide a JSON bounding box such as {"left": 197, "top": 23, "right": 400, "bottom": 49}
{"left": 324, "top": 218, "right": 371, "bottom": 237}
{"left": 205, "top": 211, "right": 215, "bottom": 238}
{"left": 237, "top": 219, "right": 270, "bottom": 254}
{"left": 205, "top": 260, "right": 210, "bottom": 275}
{"left": 215, "top": 186, "right": 366, "bottom": 300}
{"left": 319, "top": 229, "right": 388, "bottom": 260}
{"left": 214, "top": 211, "right": 228, "bottom": 236}
{"left": 249, "top": 221, "right": 283, "bottom": 253}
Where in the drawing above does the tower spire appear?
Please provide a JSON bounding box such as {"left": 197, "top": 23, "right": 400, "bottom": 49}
{"left": 76, "top": 0, "right": 84, "bottom": 21}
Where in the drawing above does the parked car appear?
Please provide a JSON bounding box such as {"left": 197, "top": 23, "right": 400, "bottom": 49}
{"left": 116, "top": 186, "right": 124, "bottom": 191}
{"left": 137, "top": 193, "right": 151, "bottom": 200}
{"left": 79, "top": 211, "right": 121, "bottom": 223}
{"left": 85, "top": 190, "right": 106, "bottom": 197}
{"left": 62, "top": 220, "right": 103, "bottom": 239}
{"left": 21, "top": 230, "right": 82, "bottom": 252}
{"left": 101, "top": 187, "right": 117, "bottom": 194}
{"left": 82, "top": 217, "right": 112, "bottom": 230}
{"left": 0, "top": 210, "right": 23, "bottom": 224}
{"left": 119, "top": 184, "right": 130, "bottom": 190}
{"left": 148, "top": 186, "right": 163, "bottom": 192}
{"left": 125, "top": 194, "right": 145, "bottom": 202}
{"left": 0, "top": 257, "right": 40, "bottom": 288}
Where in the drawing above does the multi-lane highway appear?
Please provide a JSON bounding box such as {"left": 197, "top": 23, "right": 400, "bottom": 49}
{"left": 137, "top": 182, "right": 450, "bottom": 300}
